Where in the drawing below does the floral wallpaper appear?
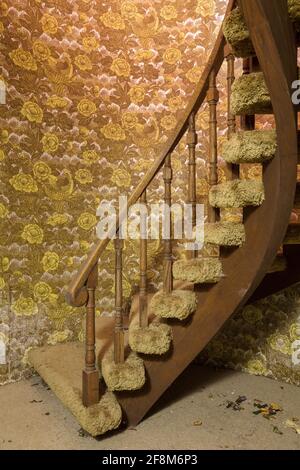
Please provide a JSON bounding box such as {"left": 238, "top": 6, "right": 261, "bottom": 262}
{"left": 0, "top": 0, "right": 299, "bottom": 390}
{"left": 200, "top": 285, "right": 300, "bottom": 387}
{"left": 0, "top": 0, "right": 227, "bottom": 384}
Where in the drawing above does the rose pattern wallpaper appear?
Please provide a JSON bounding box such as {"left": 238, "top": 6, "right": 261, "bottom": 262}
{"left": 0, "top": 0, "right": 299, "bottom": 388}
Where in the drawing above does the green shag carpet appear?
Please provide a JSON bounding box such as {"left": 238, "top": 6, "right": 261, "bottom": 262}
{"left": 173, "top": 258, "right": 223, "bottom": 284}
{"left": 101, "top": 349, "right": 145, "bottom": 392}
{"left": 129, "top": 323, "right": 172, "bottom": 355}
{"left": 209, "top": 179, "right": 265, "bottom": 209}
{"left": 288, "top": 0, "right": 300, "bottom": 24}
{"left": 223, "top": 7, "right": 255, "bottom": 58}
{"left": 204, "top": 222, "right": 246, "bottom": 246}
{"left": 222, "top": 130, "right": 277, "bottom": 164}
{"left": 231, "top": 72, "right": 272, "bottom": 115}
{"left": 150, "top": 290, "right": 197, "bottom": 321}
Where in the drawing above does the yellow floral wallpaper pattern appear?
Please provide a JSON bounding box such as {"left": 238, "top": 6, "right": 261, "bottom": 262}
{"left": 0, "top": 0, "right": 227, "bottom": 383}
{"left": 0, "top": 0, "right": 299, "bottom": 389}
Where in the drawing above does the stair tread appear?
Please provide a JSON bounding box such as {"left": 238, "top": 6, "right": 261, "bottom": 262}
{"left": 205, "top": 221, "right": 245, "bottom": 246}
{"left": 101, "top": 349, "right": 146, "bottom": 392}
{"left": 150, "top": 289, "right": 197, "bottom": 320}
{"left": 209, "top": 179, "right": 265, "bottom": 208}
{"left": 222, "top": 129, "right": 276, "bottom": 164}
{"left": 173, "top": 258, "right": 223, "bottom": 284}
{"left": 129, "top": 323, "right": 172, "bottom": 355}
{"left": 225, "top": 5, "right": 299, "bottom": 58}
{"left": 28, "top": 342, "right": 122, "bottom": 436}
{"left": 231, "top": 72, "right": 272, "bottom": 115}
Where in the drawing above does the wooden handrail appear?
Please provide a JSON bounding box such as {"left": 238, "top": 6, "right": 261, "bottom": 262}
{"left": 65, "top": 0, "right": 236, "bottom": 307}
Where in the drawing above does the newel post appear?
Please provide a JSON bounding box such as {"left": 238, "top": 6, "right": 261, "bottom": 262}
{"left": 82, "top": 262, "right": 100, "bottom": 407}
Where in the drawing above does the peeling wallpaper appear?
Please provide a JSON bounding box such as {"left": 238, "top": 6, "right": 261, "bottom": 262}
{"left": 0, "top": 0, "right": 299, "bottom": 387}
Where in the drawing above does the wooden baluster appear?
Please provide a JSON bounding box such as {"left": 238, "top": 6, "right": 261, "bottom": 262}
{"left": 163, "top": 153, "right": 173, "bottom": 294}
{"left": 82, "top": 262, "right": 100, "bottom": 407}
{"left": 241, "top": 58, "right": 255, "bottom": 131}
{"left": 207, "top": 69, "right": 219, "bottom": 223}
{"left": 139, "top": 189, "right": 148, "bottom": 328}
{"left": 225, "top": 45, "right": 236, "bottom": 138}
{"left": 225, "top": 44, "right": 239, "bottom": 180}
{"left": 187, "top": 112, "right": 198, "bottom": 258}
{"left": 114, "top": 232, "right": 125, "bottom": 363}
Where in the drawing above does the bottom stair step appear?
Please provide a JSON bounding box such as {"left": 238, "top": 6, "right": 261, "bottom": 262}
{"left": 28, "top": 342, "right": 122, "bottom": 437}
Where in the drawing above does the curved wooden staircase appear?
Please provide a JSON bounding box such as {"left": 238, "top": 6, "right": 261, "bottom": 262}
{"left": 29, "top": 0, "right": 300, "bottom": 437}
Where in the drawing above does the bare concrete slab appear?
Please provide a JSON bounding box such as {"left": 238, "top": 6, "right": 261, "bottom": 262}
{"left": 0, "top": 365, "right": 299, "bottom": 450}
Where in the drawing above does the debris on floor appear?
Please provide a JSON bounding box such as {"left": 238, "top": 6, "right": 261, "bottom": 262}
{"left": 192, "top": 419, "right": 203, "bottom": 426}
{"left": 285, "top": 419, "right": 300, "bottom": 435}
{"left": 272, "top": 426, "right": 283, "bottom": 435}
{"left": 252, "top": 400, "right": 282, "bottom": 419}
{"left": 225, "top": 395, "right": 247, "bottom": 411}
{"left": 78, "top": 427, "right": 89, "bottom": 438}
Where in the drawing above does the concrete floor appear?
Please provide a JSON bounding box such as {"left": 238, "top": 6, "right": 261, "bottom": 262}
{"left": 0, "top": 365, "right": 299, "bottom": 450}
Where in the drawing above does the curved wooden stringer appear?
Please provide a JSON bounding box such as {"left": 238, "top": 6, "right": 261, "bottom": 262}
{"left": 29, "top": 0, "right": 300, "bottom": 437}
